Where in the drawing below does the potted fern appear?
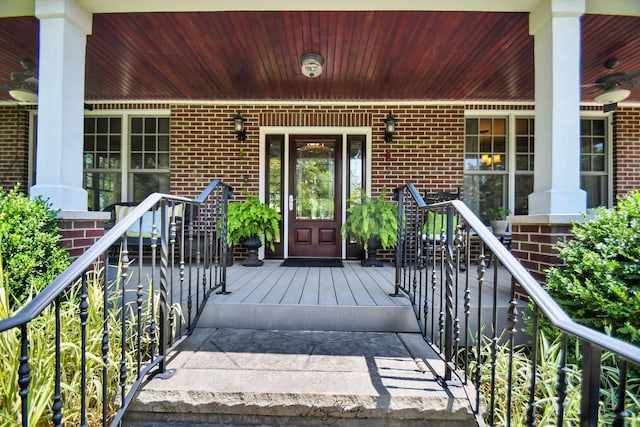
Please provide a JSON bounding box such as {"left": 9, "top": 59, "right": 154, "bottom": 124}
{"left": 341, "top": 188, "right": 397, "bottom": 267}
{"left": 227, "top": 194, "right": 281, "bottom": 266}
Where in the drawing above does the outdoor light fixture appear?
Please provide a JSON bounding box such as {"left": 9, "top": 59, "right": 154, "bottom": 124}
{"left": 232, "top": 113, "right": 246, "bottom": 141}
{"left": 383, "top": 113, "right": 397, "bottom": 143}
{"left": 300, "top": 53, "right": 324, "bottom": 79}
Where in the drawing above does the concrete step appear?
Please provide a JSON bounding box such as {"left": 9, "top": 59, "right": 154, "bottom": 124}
{"left": 123, "top": 328, "right": 478, "bottom": 427}
{"left": 197, "top": 302, "right": 421, "bottom": 332}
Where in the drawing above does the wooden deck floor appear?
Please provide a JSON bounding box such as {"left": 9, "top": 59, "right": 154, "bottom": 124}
{"left": 218, "top": 260, "right": 409, "bottom": 307}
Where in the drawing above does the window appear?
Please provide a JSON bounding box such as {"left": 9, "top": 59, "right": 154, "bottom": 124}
{"left": 83, "top": 114, "right": 170, "bottom": 211}
{"left": 463, "top": 117, "right": 508, "bottom": 223}
{"left": 464, "top": 114, "right": 610, "bottom": 221}
{"left": 84, "top": 117, "right": 122, "bottom": 211}
{"left": 129, "top": 117, "right": 170, "bottom": 201}
{"left": 514, "top": 118, "right": 534, "bottom": 215}
{"left": 580, "top": 118, "right": 608, "bottom": 209}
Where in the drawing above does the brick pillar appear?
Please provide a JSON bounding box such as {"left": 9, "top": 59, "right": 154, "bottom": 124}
{"left": 57, "top": 211, "right": 111, "bottom": 258}
{"left": 509, "top": 215, "right": 579, "bottom": 283}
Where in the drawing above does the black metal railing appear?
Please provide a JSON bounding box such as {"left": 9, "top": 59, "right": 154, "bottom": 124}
{"left": 393, "top": 183, "right": 640, "bottom": 426}
{"left": 0, "top": 180, "right": 232, "bottom": 426}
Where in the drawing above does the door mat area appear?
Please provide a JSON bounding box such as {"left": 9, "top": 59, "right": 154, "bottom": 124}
{"left": 280, "top": 258, "right": 344, "bottom": 268}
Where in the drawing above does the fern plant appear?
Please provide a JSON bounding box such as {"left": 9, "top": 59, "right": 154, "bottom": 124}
{"left": 341, "top": 188, "right": 397, "bottom": 250}
{"left": 227, "top": 194, "right": 281, "bottom": 251}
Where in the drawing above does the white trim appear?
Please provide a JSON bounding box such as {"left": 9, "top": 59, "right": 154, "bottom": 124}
{"left": 259, "top": 126, "right": 372, "bottom": 259}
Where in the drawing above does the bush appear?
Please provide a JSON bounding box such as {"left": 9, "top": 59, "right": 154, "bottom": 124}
{"left": 545, "top": 191, "right": 640, "bottom": 347}
{"left": 0, "top": 186, "right": 70, "bottom": 305}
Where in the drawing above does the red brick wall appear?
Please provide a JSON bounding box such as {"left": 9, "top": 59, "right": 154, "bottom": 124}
{"left": 510, "top": 223, "right": 572, "bottom": 283}
{"left": 0, "top": 106, "right": 30, "bottom": 191}
{"left": 57, "top": 219, "right": 107, "bottom": 258}
{"left": 169, "top": 104, "right": 465, "bottom": 199}
{"left": 613, "top": 106, "right": 640, "bottom": 199}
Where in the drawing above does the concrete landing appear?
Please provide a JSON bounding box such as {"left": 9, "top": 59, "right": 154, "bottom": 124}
{"left": 124, "top": 328, "right": 478, "bottom": 426}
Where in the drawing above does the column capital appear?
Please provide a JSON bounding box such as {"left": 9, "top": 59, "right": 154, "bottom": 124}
{"left": 35, "top": 0, "right": 92, "bottom": 35}
{"left": 530, "top": 0, "right": 585, "bottom": 35}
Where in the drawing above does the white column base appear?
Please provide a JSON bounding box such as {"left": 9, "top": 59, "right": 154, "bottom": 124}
{"left": 528, "top": 188, "right": 586, "bottom": 215}
{"left": 30, "top": 184, "right": 87, "bottom": 211}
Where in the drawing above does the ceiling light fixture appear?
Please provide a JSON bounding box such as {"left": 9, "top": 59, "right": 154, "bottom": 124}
{"left": 594, "top": 88, "right": 630, "bottom": 105}
{"left": 9, "top": 88, "right": 37, "bottom": 103}
{"left": 300, "top": 53, "right": 324, "bottom": 79}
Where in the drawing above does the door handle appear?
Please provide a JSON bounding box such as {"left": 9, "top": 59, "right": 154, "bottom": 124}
{"left": 288, "top": 194, "right": 294, "bottom": 211}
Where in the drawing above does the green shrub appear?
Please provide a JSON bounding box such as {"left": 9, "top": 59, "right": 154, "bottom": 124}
{"left": 0, "top": 186, "right": 70, "bottom": 305}
{"left": 545, "top": 191, "right": 640, "bottom": 347}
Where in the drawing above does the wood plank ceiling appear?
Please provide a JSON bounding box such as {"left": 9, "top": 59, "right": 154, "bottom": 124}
{"left": 0, "top": 11, "right": 639, "bottom": 102}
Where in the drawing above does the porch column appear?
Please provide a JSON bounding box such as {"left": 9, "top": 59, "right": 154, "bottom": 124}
{"left": 510, "top": 0, "right": 586, "bottom": 282}
{"left": 30, "top": 0, "right": 92, "bottom": 211}
{"left": 527, "top": 0, "right": 586, "bottom": 215}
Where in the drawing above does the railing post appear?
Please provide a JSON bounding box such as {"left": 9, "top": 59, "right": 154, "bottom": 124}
{"left": 217, "top": 185, "right": 232, "bottom": 295}
{"left": 392, "top": 187, "right": 403, "bottom": 297}
{"left": 580, "top": 342, "right": 602, "bottom": 427}
{"left": 444, "top": 205, "right": 455, "bottom": 380}
{"left": 158, "top": 201, "right": 169, "bottom": 374}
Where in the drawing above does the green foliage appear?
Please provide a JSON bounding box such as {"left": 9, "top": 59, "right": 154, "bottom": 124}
{"left": 227, "top": 194, "right": 282, "bottom": 251}
{"left": 545, "top": 191, "right": 640, "bottom": 347}
{"left": 0, "top": 186, "right": 70, "bottom": 305}
{"left": 474, "top": 332, "right": 639, "bottom": 425}
{"left": 488, "top": 206, "right": 511, "bottom": 221}
{"left": 341, "top": 188, "right": 397, "bottom": 250}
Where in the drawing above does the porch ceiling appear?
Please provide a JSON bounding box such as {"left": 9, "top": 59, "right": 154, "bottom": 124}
{"left": 0, "top": 11, "right": 639, "bottom": 103}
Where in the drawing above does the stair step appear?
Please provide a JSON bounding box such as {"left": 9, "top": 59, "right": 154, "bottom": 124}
{"left": 197, "top": 303, "right": 421, "bottom": 332}
{"left": 123, "top": 329, "right": 478, "bottom": 426}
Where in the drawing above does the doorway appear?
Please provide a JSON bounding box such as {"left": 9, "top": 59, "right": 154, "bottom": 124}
{"left": 262, "top": 130, "right": 369, "bottom": 260}
{"left": 287, "top": 135, "right": 342, "bottom": 258}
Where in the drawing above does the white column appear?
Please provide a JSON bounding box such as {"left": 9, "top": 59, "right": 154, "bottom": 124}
{"left": 528, "top": 0, "right": 586, "bottom": 215}
{"left": 30, "top": 0, "right": 92, "bottom": 211}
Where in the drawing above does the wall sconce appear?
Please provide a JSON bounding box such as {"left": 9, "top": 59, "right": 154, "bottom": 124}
{"left": 383, "top": 113, "right": 397, "bottom": 143}
{"left": 232, "top": 113, "right": 246, "bottom": 142}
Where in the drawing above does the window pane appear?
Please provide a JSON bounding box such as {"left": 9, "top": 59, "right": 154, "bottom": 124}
{"left": 515, "top": 175, "right": 533, "bottom": 215}
{"left": 592, "top": 119, "right": 605, "bottom": 136}
{"left": 130, "top": 153, "right": 143, "bottom": 169}
{"left": 465, "top": 136, "right": 478, "bottom": 153}
{"left": 144, "top": 135, "right": 156, "bottom": 151}
{"left": 84, "top": 117, "right": 95, "bottom": 133}
{"left": 158, "top": 135, "right": 170, "bottom": 152}
{"left": 516, "top": 154, "right": 529, "bottom": 170}
{"left": 131, "top": 117, "right": 143, "bottom": 133}
{"left": 96, "top": 118, "right": 109, "bottom": 133}
{"left": 515, "top": 118, "right": 528, "bottom": 134}
{"left": 131, "top": 135, "right": 143, "bottom": 151}
{"left": 158, "top": 117, "right": 170, "bottom": 133}
{"left": 494, "top": 118, "right": 506, "bottom": 135}
{"left": 84, "top": 171, "right": 122, "bottom": 211}
{"left": 581, "top": 175, "right": 607, "bottom": 209}
{"left": 157, "top": 153, "right": 170, "bottom": 168}
{"left": 110, "top": 118, "right": 122, "bottom": 133}
{"left": 592, "top": 154, "right": 605, "bottom": 171}
{"left": 466, "top": 118, "right": 478, "bottom": 134}
{"left": 132, "top": 173, "right": 169, "bottom": 202}
{"left": 144, "top": 117, "right": 156, "bottom": 133}
{"left": 464, "top": 174, "right": 506, "bottom": 223}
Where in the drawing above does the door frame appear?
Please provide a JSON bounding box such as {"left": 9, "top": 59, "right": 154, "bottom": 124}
{"left": 259, "top": 126, "right": 372, "bottom": 259}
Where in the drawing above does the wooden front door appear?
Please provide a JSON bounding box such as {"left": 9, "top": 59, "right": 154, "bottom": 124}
{"left": 288, "top": 135, "right": 342, "bottom": 258}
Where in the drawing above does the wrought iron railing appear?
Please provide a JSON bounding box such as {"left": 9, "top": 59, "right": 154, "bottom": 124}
{"left": 393, "top": 183, "right": 640, "bottom": 426}
{"left": 0, "top": 180, "right": 232, "bottom": 426}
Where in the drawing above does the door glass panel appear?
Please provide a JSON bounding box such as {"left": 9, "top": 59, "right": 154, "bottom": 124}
{"left": 295, "top": 142, "right": 335, "bottom": 220}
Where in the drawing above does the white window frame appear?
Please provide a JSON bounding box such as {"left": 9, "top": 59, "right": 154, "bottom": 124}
{"left": 463, "top": 110, "right": 613, "bottom": 216}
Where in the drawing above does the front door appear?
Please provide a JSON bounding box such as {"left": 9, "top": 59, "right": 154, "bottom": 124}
{"left": 288, "top": 135, "right": 342, "bottom": 258}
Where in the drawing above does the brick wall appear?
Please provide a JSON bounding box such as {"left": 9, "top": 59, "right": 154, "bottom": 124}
{"left": 169, "top": 104, "right": 466, "bottom": 199}
{"left": 510, "top": 223, "right": 572, "bottom": 283}
{"left": 0, "top": 106, "right": 30, "bottom": 191}
{"left": 613, "top": 106, "right": 640, "bottom": 198}
{"left": 57, "top": 218, "right": 108, "bottom": 258}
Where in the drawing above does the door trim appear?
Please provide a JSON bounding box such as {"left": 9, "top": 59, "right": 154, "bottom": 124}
{"left": 259, "top": 126, "right": 372, "bottom": 259}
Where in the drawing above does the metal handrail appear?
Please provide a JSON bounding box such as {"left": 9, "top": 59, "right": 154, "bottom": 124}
{"left": 0, "top": 179, "right": 232, "bottom": 427}
{"left": 395, "top": 182, "right": 639, "bottom": 425}
{"left": 450, "top": 198, "right": 640, "bottom": 365}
